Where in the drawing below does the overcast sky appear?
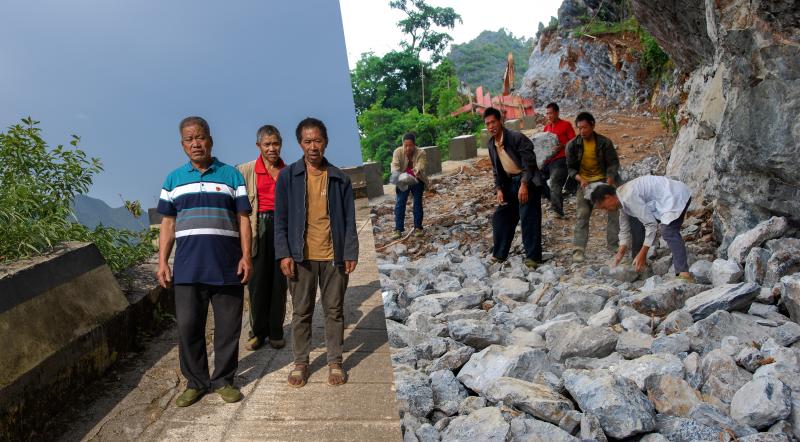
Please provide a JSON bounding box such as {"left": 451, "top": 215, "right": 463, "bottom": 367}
{"left": 0, "top": 0, "right": 361, "bottom": 209}
{"left": 340, "top": 0, "right": 562, "bottom": 68}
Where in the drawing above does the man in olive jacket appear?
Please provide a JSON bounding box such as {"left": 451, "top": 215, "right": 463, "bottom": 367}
{"left": 565, "top": 111, "right": 621, "bottom": 263}
{"left": 390, "top": 132, "right": 428, "bottom": 238}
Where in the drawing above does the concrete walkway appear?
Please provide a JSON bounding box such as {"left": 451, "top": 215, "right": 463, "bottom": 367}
{"left": 58, "top": 198, "right": 401, "bottom": 442}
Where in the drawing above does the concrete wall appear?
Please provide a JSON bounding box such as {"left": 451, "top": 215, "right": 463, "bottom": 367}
{"left": 341, "top": 165, "right": 368, "bottom": 200}
{"left": 420, "top": 146, "right": 442, "bottom": 176}
{"left": 362, "top": 161, "right": 384, "bottom": 199}
{"left": 479, "top": 129, "right": 489, "bottom": 149}
{"left": 448, "top": 135, "right": 478, "bottom": 161}
{"left": 0, "top": 243, "right": 174, "bottom": 439}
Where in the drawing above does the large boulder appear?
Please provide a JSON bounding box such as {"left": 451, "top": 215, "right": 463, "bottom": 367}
{"left": 607, "top": 353, "right": 685, "bottom": 390}
{"left": 620, "top": 280, "right": 707, "bottom": 316}
{"left": 726, "top": 217, "right": 790, "bottom": 264}
{"left": 682, "top": 282, "right": 760, "bottom": 320}
{"left": 645, "top": 374, "right": 703, "bottom": 417}
{"left": 546, "top": 325, "right": 618, "bottom": 362}
{"left": 485, "top": 377, "right": 575, "bottom": 425}
{"left": 542, "top": 290, "right": 606, "bottom": 322}
{"left": 744, "top": 247, "right": 771, "bottom": 285}
{"left": 441, "top": 406, "right": 509, "bottom": 442}
{"left": 491, "top": 278, "right": 530, "bottom": 301}
{"left": 730, "top": 377, "right": 792, "bottom": 430}
{"left": 563, "top": 369, "right": 656, "bottom": 439}
{"left": 684, "top": 311, "right": 777, "bottom": 356}
{"left": 710, "top": 259, "right": 743, "bottom": 286}
{"left": 394, "top": 366, "right": 434, "bottom": 418}
{"left": 780, "top": 273, "right": 800, "bottom": 323}
{"left": 457, "top": 345, "right": 558, "bottom": 395}
{"left": 429, "top": 369, "right": 468, "bottom": 417}
{"left": 447, "top": 319, "right": 503, "bottom": 350}
{"left": 508, "top": 416, "right": 579, "bottom": 442}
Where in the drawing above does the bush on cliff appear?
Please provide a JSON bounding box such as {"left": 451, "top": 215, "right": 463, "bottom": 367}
{"left": 0, "top": 118, "right": 156, "bottom": 273}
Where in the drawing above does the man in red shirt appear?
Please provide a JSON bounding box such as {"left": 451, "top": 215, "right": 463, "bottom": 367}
{"left": 542, "top": 102, "right": 575, "bottom": 218}
{"left": 237, "top": 125, "right": 287, "bottom": 351}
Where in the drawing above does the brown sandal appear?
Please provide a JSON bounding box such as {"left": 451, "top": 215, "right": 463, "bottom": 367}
{"left": 327, "top": 363, "right": 347, "bottom": 386}
{"left": 287, "top": 364, "right": 308, "bottom": 388}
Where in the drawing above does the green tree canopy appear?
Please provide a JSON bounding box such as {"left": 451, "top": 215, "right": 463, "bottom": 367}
{"left": 390, "top": 0, "right": 462, "bottom": 62}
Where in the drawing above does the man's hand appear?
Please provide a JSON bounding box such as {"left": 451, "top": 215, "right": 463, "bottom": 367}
{"left": 607, "top": 176, "right": 616, "bottom": 187}
{"left": 613, "top": 245, "right": 627, "bottom": 267}
{"left": 576, "top": 174, "right": 588, "bottom": 188}
{"left": 496, "top": 189, "right": 505, "bottom": 205}
{"left": 237, "top": 256, "right": 253, "bottom": 284}
{"left": 280, "top": 257, "right": 296, "bottom": 279}
{"left": 157, "top": 262, "right": 172, "bottom": 288}
{"left": 518, "top": 182, "right": 529, "bottom": 204}
{"left": 345, "top": 260, "right": 358, "bottom": 274}
{"left": 633, "top": 250, "right": 648, "bottom": 272}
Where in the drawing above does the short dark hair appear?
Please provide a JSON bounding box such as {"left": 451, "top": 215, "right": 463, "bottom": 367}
{"left": 546, "top": 102, "right": 559, "bottom": 113}
{"left": 295, "top": 117, "right": 328, "bottom": 144}
{"left": 402, "top": 132, "right": 416, "bottom": 144}
{"left": 575, "top": 112, "right": 595, "bottom": 126}
{"left": 179, "top": 116, "right": 211, "bottom": 136}
{"left": 590, "top": 184, "right": 617, "bottom": 206}
{"left": 256, "top": 124, "right": 282, "bottom": 144}
{"left": 483, "top": 107, "right": 502, "bottom": 122}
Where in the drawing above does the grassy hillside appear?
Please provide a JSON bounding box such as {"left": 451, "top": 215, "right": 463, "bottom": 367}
{"left": 446, "top": 28, "right": 533, "bottom": 94}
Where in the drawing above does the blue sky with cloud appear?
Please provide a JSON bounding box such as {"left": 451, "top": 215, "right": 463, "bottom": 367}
{"left": 0, "top": 0, "right": 361, "bottom": 208}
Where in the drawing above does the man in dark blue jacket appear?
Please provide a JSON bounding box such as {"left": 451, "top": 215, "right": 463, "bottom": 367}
{"left": 274, "top": 117, "right": 358, "bottom": 389}
{"left": 484, "top": 107, "right": 545, "bottom": 268}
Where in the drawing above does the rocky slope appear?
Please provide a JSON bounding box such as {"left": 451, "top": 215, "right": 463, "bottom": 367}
{"left": 630, "top": 0, "right": 800, "bottom": 250}
{"left": 375, "top": 146, "right": 800, "bottom": 440}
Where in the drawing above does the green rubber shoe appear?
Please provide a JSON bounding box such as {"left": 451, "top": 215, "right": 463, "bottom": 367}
{"left": 215, "top": 385, "right": 243, "bottom": 403}
{"left": 175, "top": 388, "right": 205, "bottom": 407}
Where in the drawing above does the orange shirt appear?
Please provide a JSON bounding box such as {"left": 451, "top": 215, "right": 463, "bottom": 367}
{"left": 304, "top": 168, "right": 334, "bottom": 261}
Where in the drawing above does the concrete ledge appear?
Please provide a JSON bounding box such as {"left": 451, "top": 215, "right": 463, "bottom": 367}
{"left": 448, "top": 135, "right": 478, "bottom": 161}
{"left": 420, "top": 146, "right": 442, "bottom": 176}
{"left": 479, "top": 129, "right": 489, "bottom": 150}
{"left": 0, "top": 244, "right": 174, "bottom": 439}
{"left": 341, "top": 165, "right": 368, "bottom": 199}
{"left": 362, "top": 161, "right": 384, "bottom": 199}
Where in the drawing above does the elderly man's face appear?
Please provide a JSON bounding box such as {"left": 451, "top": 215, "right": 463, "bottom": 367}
{"left": 257, "top": 134, "right": 282, "bottom": 165}
{"left": 300, "top": 126, "right": 326, "bottom": 168}
{"left": 484, "top": 115, "right": 502, "bottom": 137}
{"left": 181, "top": 124, "right": 212, "bottom": 165}
{"left": 576, "top": 120, "right": 595, "bottom": 139}
{"left": 403, "top": 139, "right": 416, "bottom": 157}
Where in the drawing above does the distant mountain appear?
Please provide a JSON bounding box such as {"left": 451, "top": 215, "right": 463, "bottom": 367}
{"left": 70, "top": 194, "right": 149, "bottom": 231}
{"left": 447, "top": 28, "right": 534, "bottom": 95}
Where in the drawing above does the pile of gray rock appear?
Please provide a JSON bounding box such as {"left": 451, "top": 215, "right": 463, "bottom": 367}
{"left": 379, "top": 216, "right": 800, "bottom": 441}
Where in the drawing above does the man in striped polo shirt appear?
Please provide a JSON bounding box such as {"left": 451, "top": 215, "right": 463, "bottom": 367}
{"left": 156, "top": 116, "right": 253, "bottom": 407}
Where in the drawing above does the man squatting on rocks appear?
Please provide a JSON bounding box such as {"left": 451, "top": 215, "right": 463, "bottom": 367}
{"left": 392, "top": 132, "right": 427, "bottom": 239}
{"left": 566, "top": 111, "right": 621, "bottom": 263}
{"left": 592, "top": 175, "right": 694, "bottom": 282}
{"left": 237, "top": 125, "right": 287, "bottom": 351}
{"left": 157, "top": 116, "right": 252, "bottom": 407}
{"left": 275, "top": 117, "right": 359, "bottom": 388}
{"left": 484, "top": 106, "right": 544, "bottom": 269}
{"left": 541, "top": 102, "right": 575, "bottom": 218}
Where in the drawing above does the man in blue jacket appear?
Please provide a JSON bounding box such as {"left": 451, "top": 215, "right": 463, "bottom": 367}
{"left": 274, "top": 117, "right": 358, "bottom": 389}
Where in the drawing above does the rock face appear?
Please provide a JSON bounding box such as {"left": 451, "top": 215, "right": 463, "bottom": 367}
{"left": 727, "top": 217, "right": 790, "bottom": 264}
{"left": 633, "top": 0, "right": 800, "bottom": 244}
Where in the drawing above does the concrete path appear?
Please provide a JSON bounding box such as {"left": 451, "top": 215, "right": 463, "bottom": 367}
{"left": 57, "top": 198, "right": 401, "bottom": 442}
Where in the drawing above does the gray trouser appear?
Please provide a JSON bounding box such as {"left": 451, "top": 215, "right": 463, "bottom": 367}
{"left": 288, "top": 260, "right": 349, "bottom": 365}
{"left": 546, "top": 158, "right": 568, "bottom": 215}
{"left": 574, "top": 184, "right": 619, "bottom": 251}
{"left": 629, "top": 200, "right": 691, "bottom": 273}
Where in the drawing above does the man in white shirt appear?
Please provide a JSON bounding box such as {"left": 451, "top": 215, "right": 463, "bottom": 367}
{"left": 590, "top": 176, "right": 693, "bottom": 281}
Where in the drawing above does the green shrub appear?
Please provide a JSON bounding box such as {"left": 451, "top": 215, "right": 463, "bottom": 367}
{"left": 640, "top": 31, "right": 672, "bottom": 81}
{"left": 0, "top": 118, "right": 156, "bottom": 273}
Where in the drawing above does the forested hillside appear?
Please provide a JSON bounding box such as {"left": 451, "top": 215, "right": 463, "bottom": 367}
{"left": 447, "top": 29, "right": 533, "bottom": 94}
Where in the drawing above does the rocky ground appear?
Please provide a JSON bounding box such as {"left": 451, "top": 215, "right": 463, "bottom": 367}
{"left": 372, "top": 113, "right": 800, "bottom": 441}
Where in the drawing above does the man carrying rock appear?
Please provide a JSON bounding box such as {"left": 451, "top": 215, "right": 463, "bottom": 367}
{"left": 542, "top": 102, "right": 575, "bottom": 218}
{"left": 566, "top": 111, "right": 621, "bottom": 263}
{"left": 156, "top": 116, "right": 252, "bottom": 407}
{"left": 391, "top": 133, "right": 427, "bottom": 239}
{"left": 484, "top": 106, "right": 544, "bottom": 268}
{"left": 237, "top": 124, "right": 287, "bottom": 352}
{"left": 591, "top": 175, "right": 693, "bottom": 281}
{"left": 275, "top": 117, "right": 359, "bottom": 388}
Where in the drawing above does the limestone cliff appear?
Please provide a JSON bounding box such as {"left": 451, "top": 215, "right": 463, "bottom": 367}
{"left": 632, "top": 0, "right": 800, "bottom": 251}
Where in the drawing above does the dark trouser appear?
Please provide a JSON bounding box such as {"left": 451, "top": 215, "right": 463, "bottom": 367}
{"left": 174, "top": 283, "right": 243, "bottom": 391}
{"left": 395, "top": 181, "right": 424, "bottom": 232}
{"left": 629, "top": 199, "right": 691, "bottom": 273}
{"left": 575, "top": 184, "right": 620, "bottom": 251}
{"left": 247, "top": 212, "right": 287, "bottom": 341}
{"left": 492, "top": 174, "right": 543, "bottom": 261}
{"left": 545, "top": 158, "right": 568, "bottom": 216}
{"left": 288, "top": 260, "right": 349, "bottom": 365}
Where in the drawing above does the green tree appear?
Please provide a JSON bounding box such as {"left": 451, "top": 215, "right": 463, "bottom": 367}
{"left": 0, "top": 118, "right": 156, "bottom": 273}
{"left": 390, "top": 0, "right": 462, "bottom": 62}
